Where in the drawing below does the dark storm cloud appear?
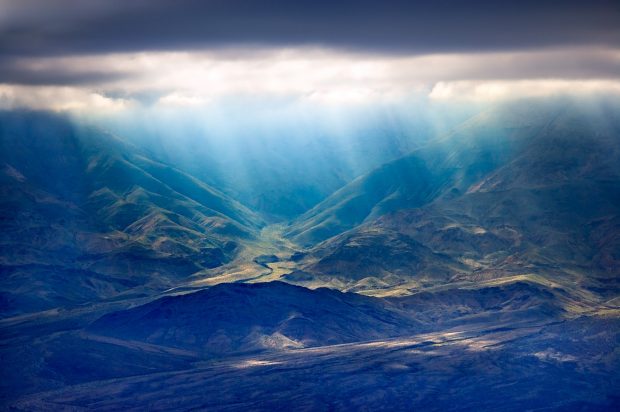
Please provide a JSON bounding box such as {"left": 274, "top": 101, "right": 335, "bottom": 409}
{"left": 1, "top": 0, "right": 619, "bottom": 58}
{"left": 0, "top": 57, "right": 128, "bottom": 86}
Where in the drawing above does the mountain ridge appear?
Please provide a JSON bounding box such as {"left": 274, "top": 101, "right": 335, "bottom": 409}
{"left": 0, "top": 111, "right": 264, "bottom": 316}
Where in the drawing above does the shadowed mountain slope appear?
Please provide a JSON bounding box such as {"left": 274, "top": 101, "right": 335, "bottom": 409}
{"left": 88, "top": 281, "right": 420, "bottom": 354}
{"left": 3, "top": 274, "right": 615, "bottom": 410}
{"left": 0, "top": 111, "right": 264, "bottom": 316}
{"left": 13, "top": 314, "right": 618, "bottom": 412}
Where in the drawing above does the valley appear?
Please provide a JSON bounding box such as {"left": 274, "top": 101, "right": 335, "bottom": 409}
{"left": 1, "top": 99, "right": 619, "bottom": 410}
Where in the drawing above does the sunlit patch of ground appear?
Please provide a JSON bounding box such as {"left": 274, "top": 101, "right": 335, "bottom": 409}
{"left": 247, "top": 260, "right": 298, "bottom": 283}
{"left": 190, "top": 262, "right": 270, "bottom": 286}
{"left": 533, "top": 349, "right": 577, "bottom": 363}
{"left": 234, "top": 359, "right": 283, "bottom": 368}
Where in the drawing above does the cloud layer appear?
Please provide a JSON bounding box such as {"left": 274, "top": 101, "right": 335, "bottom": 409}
{"left": 2, "top": 0, "right": 619, "bottom": 57}
{"left": 1, "top": 47, "right": 620, "bottom": 110}
{"left": 1, "top": 1, "right": 619, "bottom": 111}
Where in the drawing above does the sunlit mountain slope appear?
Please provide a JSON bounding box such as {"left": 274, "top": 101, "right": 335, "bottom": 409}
{"left": 287, "top": 100, "right": 620, "bottom": 297}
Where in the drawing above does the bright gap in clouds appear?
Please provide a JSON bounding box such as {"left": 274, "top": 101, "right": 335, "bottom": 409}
{"left": 0, "top": 47, "right": 619, "bottom": 112}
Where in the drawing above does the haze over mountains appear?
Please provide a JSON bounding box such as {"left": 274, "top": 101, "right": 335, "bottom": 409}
{"left": 103, "top": 104, "right": 471, "bottom": 220}
{"left": 1, "top": 97, "right": 619, "bottom": 410}
{"left": 0, "top": 111, "right": 262, "bottom": 315}
{"left": 289, "top": 100, "right": 620, "bottom": 294}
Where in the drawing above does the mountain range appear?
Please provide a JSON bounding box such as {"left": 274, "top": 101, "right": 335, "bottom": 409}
{"left": 1, "top": 98, "right": 619, "bottom": 410}
{"left": 0, "top": 111, "right": 262, "bottom": 316}
{"left": 287, "top": 100, "right": 620, "bottom": 298}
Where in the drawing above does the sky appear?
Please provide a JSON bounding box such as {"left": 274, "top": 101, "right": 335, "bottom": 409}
{"left": 0, "top": 0, "right": 619, "bottom": 111}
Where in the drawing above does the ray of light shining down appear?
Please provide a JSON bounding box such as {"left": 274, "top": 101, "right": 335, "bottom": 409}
{"left": 1, "top": 1, "right": 620, "bottom": 410}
